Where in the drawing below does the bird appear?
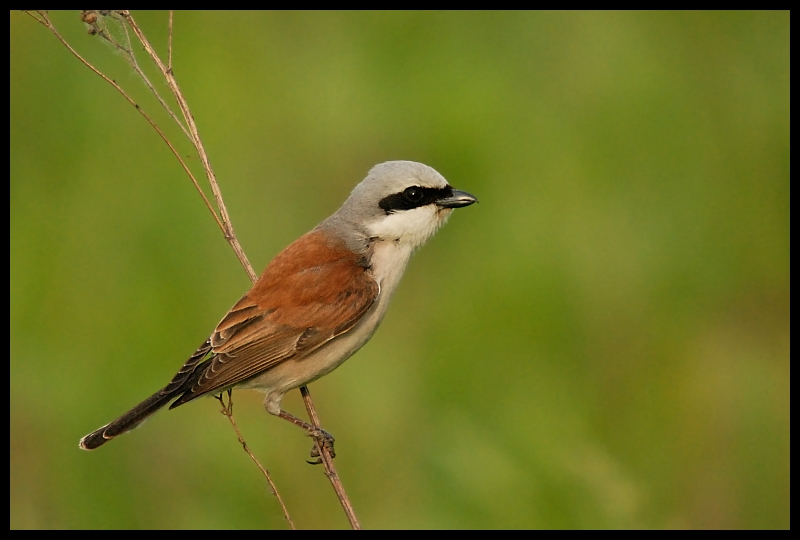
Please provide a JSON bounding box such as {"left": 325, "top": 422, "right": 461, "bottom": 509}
{"left": 79, "top": 160, "right": 477, "bottom": 451}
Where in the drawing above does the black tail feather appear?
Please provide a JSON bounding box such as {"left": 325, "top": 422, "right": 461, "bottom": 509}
{"left": 79, "top": 340, "right": 215, "bottom": 450}
{"left": 78, "top": 390, "right": 175, "bottom": 450}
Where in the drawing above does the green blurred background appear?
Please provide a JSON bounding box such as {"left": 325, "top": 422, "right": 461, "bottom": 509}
{"left": 10, "top": 11, "right": 789, "bottom": 529}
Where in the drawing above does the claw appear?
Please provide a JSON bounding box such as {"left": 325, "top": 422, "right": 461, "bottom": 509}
{"left": 307, "top": 428, "right": 336, "bottom": 461}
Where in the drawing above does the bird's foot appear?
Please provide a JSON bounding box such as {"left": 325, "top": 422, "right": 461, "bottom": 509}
{"left": 275, "top": 409, "right": 336, "bottom": 463}
{"left": 307, "top": 428, "right": 336, "bottom": 464}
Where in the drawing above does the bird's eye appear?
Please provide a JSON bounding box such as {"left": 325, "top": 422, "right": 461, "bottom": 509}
{"left": 403, "top": 187, "right": 424, "bottom": 203}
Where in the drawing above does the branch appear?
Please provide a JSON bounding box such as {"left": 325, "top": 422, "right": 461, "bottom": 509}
{"left": 121, "top": 10, "right": 257, "bottom": 283}
{"left": 301, "top": 386, "right": 361, "bottom": 529}
{"left": 114, "top": 13, "right": 356, "bottom": 517}
{"left": 26, "top": 11, "right": 223, "bottom": 233}
{"left": 80, "top": 11, "right": 192, "bottom": 141}
{"left": 28, "top": 9, "right": 360, "bottom": 529}
{"left": 217, "top": 391, "right": 295, "bottom": 529}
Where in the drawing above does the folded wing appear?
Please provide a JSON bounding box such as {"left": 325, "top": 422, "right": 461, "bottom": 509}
{"left": 169, "top": 230, "right": 378, "bottom": 407}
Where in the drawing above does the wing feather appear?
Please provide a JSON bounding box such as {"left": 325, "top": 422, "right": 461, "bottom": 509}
{"left": 170, "top": 230, "right": 378, "bottom": 405}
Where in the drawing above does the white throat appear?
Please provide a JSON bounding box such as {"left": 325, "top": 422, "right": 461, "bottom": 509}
{"left": 366, "top": 205, "right": 453, "bottom": 249}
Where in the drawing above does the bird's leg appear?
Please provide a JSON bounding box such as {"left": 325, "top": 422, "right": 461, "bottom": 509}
{"left": 277, "top": 410, "right": 336, "bottom": 462}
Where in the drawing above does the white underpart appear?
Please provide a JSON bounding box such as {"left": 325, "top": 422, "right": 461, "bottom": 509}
{"left": 366, "top": 205, "right": 453, "bottom": 248}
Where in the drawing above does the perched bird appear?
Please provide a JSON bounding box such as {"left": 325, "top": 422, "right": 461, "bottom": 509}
{"left": 79, "top": 160, "right": 477, "bottom": 451}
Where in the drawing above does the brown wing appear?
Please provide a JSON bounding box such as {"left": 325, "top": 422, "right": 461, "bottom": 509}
{"left": 174, "top": 230, "right": 378, "bottom": 403}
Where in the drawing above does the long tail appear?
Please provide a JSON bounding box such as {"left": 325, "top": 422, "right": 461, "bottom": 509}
{"left": 78, "top": 390, "right": 176, "bottom": 450}
{"left": 79, "top": 340, "right": 214, "bottom": 450}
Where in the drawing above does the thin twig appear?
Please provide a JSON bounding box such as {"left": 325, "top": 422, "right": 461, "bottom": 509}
{"left": 300, "top": 386, "right": 362, "bottom": 529}
{"left": 26, "top": 8, "right": 294, "bottom": 519}
{"left": 26, "top": 11, "right": 223, "bottom": 234}
{"left": 97, "top": 11, "right": 192, "bottom": 141}
{"left": 80, "top": 11, "right": 191, "bottom": 141}
{"left": 122, "top": 10, "right": 257, "bottom": 283}
{"left": 29, "top": 9, "right": 360, "bottom": 529}
{"left": 114, "top": 16, "right": 356, "bottom": 522}
{"left": 168, "top": 11, "right": 174, "bottom": 72}
{"left": 216, "top": 391, "right": 296, "bottom": 530}
{"left": 24, "top": 9, "right": 47, "bottom": 25}
{"left": 119, "top": 20, "right": 353, "bottom": 515}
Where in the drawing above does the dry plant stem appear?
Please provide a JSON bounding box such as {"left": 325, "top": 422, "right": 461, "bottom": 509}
{"left": 167, "top": 11, "right": 174, "bottom": 71}
{"left": 129, "top": 51, "right": 193, "bottom": 142}
{"left": 216, "top": 391, "right": 296, "bottom": 530}
{"left": 116, "top": 20, "right": 192, "bottom": 142}
{"left": 25, "top": 11, "right": 223, "bottom": 234}
{"left": 301, "top": 386, "right": 362, "bottom": 530}
{"left": 29, "top": 10, "right": 359, "bottom": 528}
{"left": 119, "top": 15, "right": 357, "bottom": 517}
{"left": 121, "top": 10, "right": 257, "bottom": 284}
{"left": 89, "top": 11, "right": 192, "bottom": 141}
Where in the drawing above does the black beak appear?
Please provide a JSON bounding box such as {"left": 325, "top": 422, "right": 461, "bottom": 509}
{"left": 436, "top": 189, "right": 478, "bottom": 208}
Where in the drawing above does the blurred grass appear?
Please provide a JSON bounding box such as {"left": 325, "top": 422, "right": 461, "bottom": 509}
{"left": 10, "top": 11, "right": 789, "bottom": 529}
